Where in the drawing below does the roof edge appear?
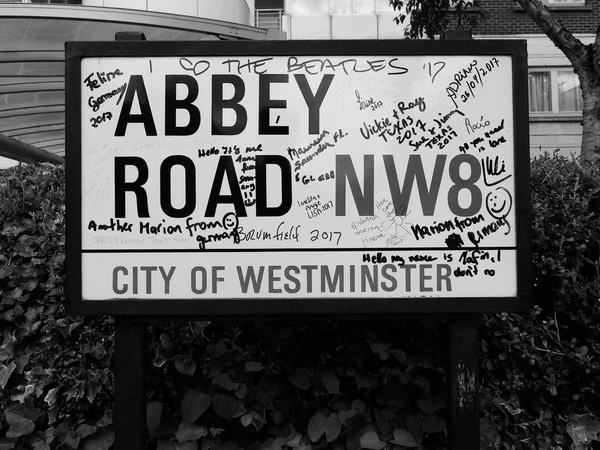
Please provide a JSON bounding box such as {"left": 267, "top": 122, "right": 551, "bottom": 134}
{"left": 0, "top": 4, "right": 268, "bottom": 41}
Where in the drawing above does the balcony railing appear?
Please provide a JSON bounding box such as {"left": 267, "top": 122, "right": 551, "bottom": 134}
{"left": 255, "top": 8, "right": 283, "bottom": 30}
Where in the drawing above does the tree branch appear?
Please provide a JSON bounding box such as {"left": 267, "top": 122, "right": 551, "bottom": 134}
{"left": 515, "top": 0, "right": 584, "bottom": 66}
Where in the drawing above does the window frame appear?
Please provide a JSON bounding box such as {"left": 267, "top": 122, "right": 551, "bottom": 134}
{"left": 543, "top": 0, "right": 585, "bottom": 5}
{"left": 528, "top": 67, "right": 582, "bottom": 119}
{"left": 283, "top": 0, "right": 395, "bottom": 15}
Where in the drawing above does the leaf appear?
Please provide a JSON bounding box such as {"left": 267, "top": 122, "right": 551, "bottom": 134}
{"left": 307, "top": 412, "right": 327, "bottom": 442}
{"left": 411, "top": 374, "right": 431, "bottom": 394}
{"left": 324, "top": 413, "right": 342, "bottom": 442}
{"left": 241, "top": 413, "right": 253, "bottom": 428}
{"left": 181, "top": 390, "right": 211, "bottom": 423}
{"left": 157, "top": 440, "right": 176, "bottom": 450}
{"left": 175, "top": 422, "right": 206, "bottom": 442}
{"left": 190, "top": 321, "right": 210, "bottom": 337}
{"left": 320, "top": 370, "right": 340, "bottom": 395}
{"left": 390, "top": 429, "right": 419, "bottom": 447}
{"left": 567, "top": 414, "right": 600, "bottom": 445}
{"left": 359, "top": 431, "right": 386, "bottom": 449}
{"left": 235, "top": 383, "right": 248, "bottom": 400}
{"left": 44, "top": 387, "right": 59, "bottom": 406}
{"left": 176, "top": 442, "right": 198, "bottom": 450}
{"left": 82, "top": 429, "right": 114, "bottom": 450}
{"left": 153, "top": 351, "right": 168, "bottom": 368}
{"left": 55, "top": 423, "right": 81, "bottom": 449}
{"left": 213, "top": 340, "right": 227, "bottom": 359}
{"left": 422, "top": 414, "right": 446, "bottom": 434}
{"left": 289, "top": 368, "right": 311, "bottom": 390}
{"left": 0, "top": 439, "right": 16, "bottom": 450}
{"left": 175, "top": 356, "right": 196, "bottom": 376}
{"left": 376, "top": 381, "right": 406, "bottom": 407}
{"left": 338, "top": 409, "right": 357, "bottom": 426}
{"left": 245, "top": 361, "right": 263, "bottom": 372}
{"left": 4, "top": 287, "right": 23, "bottom": 305}
{"left": 212, "top": 373, "right": 239, "bottom": 391}
{"left": 352, "top": 399, "right": 366, "bottom": 414}
{"left": 77, "top": 424, "right": 94, "bottom": 439}
{"left": 369, "top": 342, "right": 390, "bottom": 359}
{"left": 212, "top": 393, "right": 238, "bottom": 420}
{"left": 147, "top": 400, "right": 163, "bottom": 431}
{"left": 22, "top": 278, "right": 39, "bottom": 292}
{"left": 417, "top": 396, "right": 439, "bottom": 414}
{"left": 390, "top": 349, "right": 407, "bottom": 363}
{"left": 286, "top": 432, "right": 302, "bottom": 447}
{"left": 0, "top": 361, "right": 16, "bottom": 389}
{"left": 5, "top": 402, "right": 40, "bottom": 438}
{"left": 307, "top": 412, "right": 341, "bottom": 443}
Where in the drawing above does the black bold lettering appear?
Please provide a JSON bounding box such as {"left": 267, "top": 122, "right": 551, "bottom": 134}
{"left": 160, "top": 155, "right": 196, "bottom": 218}
{"left": 165, "top": 75, "right": 200, "bottom": 136}
{"left": 114, "top": 157, "right": 149, "bottom": 218}
{"left": 335, "top": 155, "right": 374, "bottom": 216}
{"left": 294, "top": 74, "right": 334, "bottom": 134}
{"left": 205, "top": 156, "right": 247, "bottom": 217}
{"left": 212, "top": 75, "right": 247, "bottom": 135}
{"left": 383, "top": 154, "right": 446, "bottom": 216}
{"left": 114, "top": 75, "right": 157, "bottom": 136}
{"left": 448, "top": 154, "right": 482, "bottom": 216}
{"left": 258, "top": 74, "right": 289, "bottom": 135}
{"left": 255, "top": 155, "right": 292, "bottom": 216}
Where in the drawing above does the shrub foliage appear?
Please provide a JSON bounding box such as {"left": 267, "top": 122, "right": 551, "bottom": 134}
{"left": 0, "top": 153, "right": 599, "bottom": 449}
{"left": 480, "top": 153, "right": 600, "bottom": 450}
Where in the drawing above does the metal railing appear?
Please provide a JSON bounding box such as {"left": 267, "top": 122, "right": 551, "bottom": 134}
{"left": 255, "top": 8, "right": 283, "bottom": 30}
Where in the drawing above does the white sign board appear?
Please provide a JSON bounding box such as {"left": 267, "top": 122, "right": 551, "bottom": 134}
{"left": 66, "top": 40, "right": 531, "bottom": 315}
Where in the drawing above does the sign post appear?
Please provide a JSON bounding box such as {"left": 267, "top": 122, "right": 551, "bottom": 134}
{"left": 65, "top": 39, "right": 532, "bottom": 448}
{"left": 111, "top": 31, "right": 148, "bottom": 450}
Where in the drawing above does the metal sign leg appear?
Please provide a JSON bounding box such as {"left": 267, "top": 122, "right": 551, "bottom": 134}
{"left": 449, "top": 318, "right": 480, "bottom": 450}
{"left": 114, "top": 319, "right": 147, "bottom": 450}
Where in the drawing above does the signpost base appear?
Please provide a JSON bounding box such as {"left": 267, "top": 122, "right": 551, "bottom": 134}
{"left": 114, "top": 319, "right": 147, "bottom": 450}
{"left": 449, "top": 318, "right": 480, "bottom": 450}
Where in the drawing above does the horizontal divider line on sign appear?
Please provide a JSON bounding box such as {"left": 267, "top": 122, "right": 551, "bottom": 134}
{"left": 80, "top": 247, "right": 517, "bottom": 253}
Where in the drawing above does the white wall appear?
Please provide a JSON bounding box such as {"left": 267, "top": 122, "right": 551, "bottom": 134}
{"left": 282, "top": 12, "right": 405, "bottom": 39}
{"left": 81, "top": 0, "right": 252, "bottom": 25}
{"left": 0, "top": 157, "right": 19, "bottom": 170}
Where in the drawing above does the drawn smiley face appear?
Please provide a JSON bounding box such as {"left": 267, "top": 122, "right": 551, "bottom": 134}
{"left": 486, "top": 187, "right": 513, "bottom": 219}
{"left": 223, "top": 212, "right": 239, "bottom": 230}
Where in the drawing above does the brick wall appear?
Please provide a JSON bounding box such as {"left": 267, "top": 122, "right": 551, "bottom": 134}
{"left": 470, "top": 0, "right": 599, "bottom": 35}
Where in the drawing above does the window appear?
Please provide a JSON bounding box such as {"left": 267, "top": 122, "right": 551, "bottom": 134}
{"left": 528, "top": 68, "right": 582, "bottom": 115}
{"left": 285, "top": 0, "right": 395, "bottom": 15}
{"left": 286, "top": 0, "right": 328, "bottom": 14}
{"left": 541, "top": 0, "right": 585, "bottom": 5}
{"left": 255, "top": 0, "right": 284, "bottom": 30}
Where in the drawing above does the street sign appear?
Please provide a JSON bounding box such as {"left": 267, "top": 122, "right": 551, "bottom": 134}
{"left": 65, "top": 39, "right": 531, "bottom": 315}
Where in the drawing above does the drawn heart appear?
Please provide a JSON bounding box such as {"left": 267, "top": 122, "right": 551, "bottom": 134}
{"left": 179, "top": 58, "right": 210, "bottom": 76}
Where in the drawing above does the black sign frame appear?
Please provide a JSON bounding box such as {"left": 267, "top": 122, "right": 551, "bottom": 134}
{"left": 65, "top": 39, "right": 532, "bottom": 317}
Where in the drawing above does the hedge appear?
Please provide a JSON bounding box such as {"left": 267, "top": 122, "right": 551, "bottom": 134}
{"left": 0, "top": 153, "right": 599, "bottom": 449}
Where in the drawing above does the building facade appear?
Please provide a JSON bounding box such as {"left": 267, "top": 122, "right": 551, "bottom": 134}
{"left": 474, "top": 0, "right": 597, "bottom": 157}
{"left": 0, "top": 0, "right": 269, "bottom": 168}
{"left": 0, "top": 0, "right": 592, "bottom": 167}
{"left": 253, "top": 0, "right": 595, "bottom": 158}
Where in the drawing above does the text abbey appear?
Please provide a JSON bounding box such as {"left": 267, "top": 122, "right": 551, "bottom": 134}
{"left": 113, "top": 73, "right": 334, "bottom": 136}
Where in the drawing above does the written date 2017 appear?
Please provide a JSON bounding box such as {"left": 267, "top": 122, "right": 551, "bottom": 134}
{"left": 310, "top": 229, "right": 342, "bottom": 245}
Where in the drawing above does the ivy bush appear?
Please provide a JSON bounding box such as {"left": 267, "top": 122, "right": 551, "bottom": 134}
{"left": 0, "top": 164, "right": 114, "bottom": 450}
{"left": 0, "top": 153, "right": 599, "bottom": 449}
{"left": 480, "top": 153, "right": 600, "bottom": 450}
